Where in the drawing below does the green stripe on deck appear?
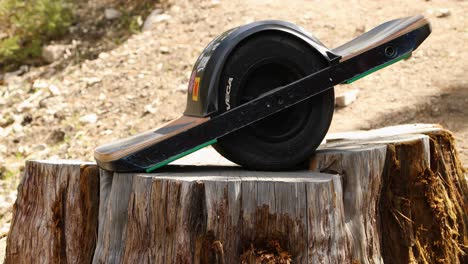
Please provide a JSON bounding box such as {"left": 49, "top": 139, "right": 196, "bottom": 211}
{"left": 145, "top": 139, "right": 218, "bottom": 172}
{"left": 344, "top": 52, "right": 412, "bottom": 84}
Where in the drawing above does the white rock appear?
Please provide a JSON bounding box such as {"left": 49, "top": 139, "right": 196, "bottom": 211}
{"left": 0, "top": 127, "right": 6, "bottom": 138}
{"left": 104, "top": 8, "right": 122, "bottom": 20}
{"left": 0, "top": 144, "right": 6, "bottom": 155}
{"left": 355, "top": 25, "right": 366, "bottom": 34}
{"left": 0, "top": 224, "right": 10, "bottom": 236}
{"left": 436, "top": 8, "right": 451, "bottom": 18}
{"left": 170, "top": 5, "right": 181, "bottom": 13}
{"left": 42, "top": 44, "right": 67, "bottom": 63}
{"left": 156, "top": 63, "right": 163, "bottom": 71}
{"left": 79, "top": 113, "right": 98, "bottom": 124}
{"left": 32, "top": 79, "right": 49, "bottom": 90}
{"left": 335, "top": 89, "right": 359, "bottom": 107}
{"left": 3, "top": 65, "right": 28, "bottom": 82}
{"left": 176, "top": 84, "right": 187, "bottom": 92}
{"left": 210, "top": 0, "right": 221, "bottom": 7}
{"left": 144, "top": 104, "right": 157, "bottom": 114}
{"left": 6, "top": 191, "right": 17, "bottom": 203}
{"left": 100, "top": 129, "right": 113, "bottom": 135}
{"left": 33, "top": 144, "right": 47, "bottom": 151}
{"left": 159, "top": 46, "right": 170, "bottom": 54}
{"left": 83, "top": 77, "right": 102, "bottom": 85}
{"left": 12, "top": 123, "right": 24, "bottom": 133}
{"left": 48, "top": 84, "right": 61, "bottom": 96}
{"left": 98, "top": 52, "right": 110, "bottom": 59}
{"left": 142, "top": 10, "right": 171, "bottom": 31}
{"left": 17, "top": 101, "right": 34, "bottom": 113}
{"left": 33, "top": 81, "right": 60, "bottom": 97}
{"left": 18, "top": 145, "right": 30, "bottom": 155}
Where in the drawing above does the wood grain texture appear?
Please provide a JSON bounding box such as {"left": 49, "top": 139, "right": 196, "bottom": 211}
{"left": 378, "top": 130, "right": 468, "bottom": 264}
{"left": 311, "top": 144, "right": 387, "bottom": 264}
{"left": 5, "top": 160, "right": 99, "bottom": 264}
{"left": 91, "top": 170, "right": 348, "bottom": 264}
{"left": 316, "top": 124, "right": 467, "bottom": 264}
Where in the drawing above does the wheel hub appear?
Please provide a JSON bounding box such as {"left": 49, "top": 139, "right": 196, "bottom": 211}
{"left": 239, "top": 60, "right": 312, "bottom": 143}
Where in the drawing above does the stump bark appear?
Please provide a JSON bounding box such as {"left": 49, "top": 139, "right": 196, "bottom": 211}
{"left": 5, "top": 160, "right": 99, "bottom": 264}
{"left": 5, "top": 124, "right": 467, "bottom": 264}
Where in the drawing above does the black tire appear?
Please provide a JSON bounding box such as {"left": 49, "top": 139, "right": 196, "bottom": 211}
{"left": 213, "top": 32, "right": 334, "bottom": 170}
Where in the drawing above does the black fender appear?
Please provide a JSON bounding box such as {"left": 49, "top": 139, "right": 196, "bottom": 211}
{"left": 183, "top": 20, "right": 340, "bottom": 117}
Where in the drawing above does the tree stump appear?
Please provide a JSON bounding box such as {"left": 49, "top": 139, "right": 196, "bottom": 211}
{"left": 5, "top": 160, "right": 99, "bottom": 264}
{"left": 92, "top": 169, "right": 349, "bottom": 264}
{"left": 5, "top": 124, "right": 467, "bottom": 264}
{"left": 318, "top": 124, "right": 468, "bottom": 263}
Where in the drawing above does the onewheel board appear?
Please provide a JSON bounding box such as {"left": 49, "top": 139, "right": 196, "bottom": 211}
{"left": 95, "top": 15, "right": 431, "bottom": 172}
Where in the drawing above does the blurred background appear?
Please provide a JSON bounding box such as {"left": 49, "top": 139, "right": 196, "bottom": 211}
{"left": 0, "top": 0, "right": 466, "bottom": 256}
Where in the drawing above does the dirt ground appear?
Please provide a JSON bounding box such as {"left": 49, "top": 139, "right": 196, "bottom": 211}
{"left": 0, "top": 0, "right": 466, "bottom": 250}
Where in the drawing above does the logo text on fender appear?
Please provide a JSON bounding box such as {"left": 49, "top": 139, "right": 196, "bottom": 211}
{"left": 225, "top": 78, "right": 233, "bottom": 110}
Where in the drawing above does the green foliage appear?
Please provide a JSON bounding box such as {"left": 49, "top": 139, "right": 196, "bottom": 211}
{"left": 0, "top": 167, "right": 16, "bottom": 180}
{"left": 0, "top": 0, "right": 73, "bottom": 69}
{"left": 120, "top": 12, "right": 143, "bottom": 34}
{"left": 0, "top": 36, "right": 20, "bottom": 58}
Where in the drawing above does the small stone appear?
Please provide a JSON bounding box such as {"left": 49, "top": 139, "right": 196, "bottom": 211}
{"left": 32, "top": 79, "right": 49, "bottom": 90}
{"left": 0, "top": 128, "right": 4, "bottom": 138}
{"left": 7, "top": 192, "right": 17, "bottom": 203}
{"left": 33, "top": 144, "right": 47, "bottom": 151}
{"left": 0, "top": 165, "right": 7, "bottom": 179}
{"left": 79, "top": 113, "right": 98, "bottom": 124}
{"left": 48, "top": 84, "right": 61, "bottom": 96}
{"left": 12, "top": 123, "right": 24, "bottom": 133}
{"left": 0, "top": 115, "right": 14, "bottom": 127}
{"left": 144, "top": 104, "right": 157, "bottom": 114}
{"left": 3, "top": 65, "right": 28, "bottom": 82}
{"left": 42, "top": 44, "right": 67, "bottom": 63}
{"left": 17, "top": 101, "right": 34, "bottom": 113}
{"left": 176, "top": 84, "right": 187, "bottom": 93}
{"left": 83, "top": 77, "right": 102, "bottom": 86}
{"left": 98, "top": 93, "right": 106, "bottom": 101}
{"left": 47, "top": 129, "right": 66, "bottom": 144}
{"left": 104, "top": 8, "right": 122, "bottom": 20}
{"left": 98, "top": 52, "right": 110, "bottom": 59}
{"left": 21, "top": 114, "right": 33, "bottom": 126}
{"left": 100, "top": 129, "right": 113, "bottom": 135}
{"left": 159, "top": 46, "right": 170, "bottom": 54}
{"left": 0, "top": 224, "right": 10, "bottom": 236}
{"left": 142, "top": 10, "right": 171, "bottom": 31}
{"left": 436, "top": 8, "right": 451, "bottom": 18}
{"left": 431, "top": 106, "right": 440, "bottom": 116}
{"left": 355, "top": 25, "right": 366, "bottom": 35}
{"left": 170, "top": 5, "right": 181, "bottom": 13}
{"left": 210, "top": 0, "right": 221, "bottom": 7}
{"left": 156, "top": 63, "right": 163, "bottom": 71}
{"left": 335, "top": 89, "right": 359, "bottom": 107}
{"left": 0, "top": 144, "right": 6, "bottom": 155}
